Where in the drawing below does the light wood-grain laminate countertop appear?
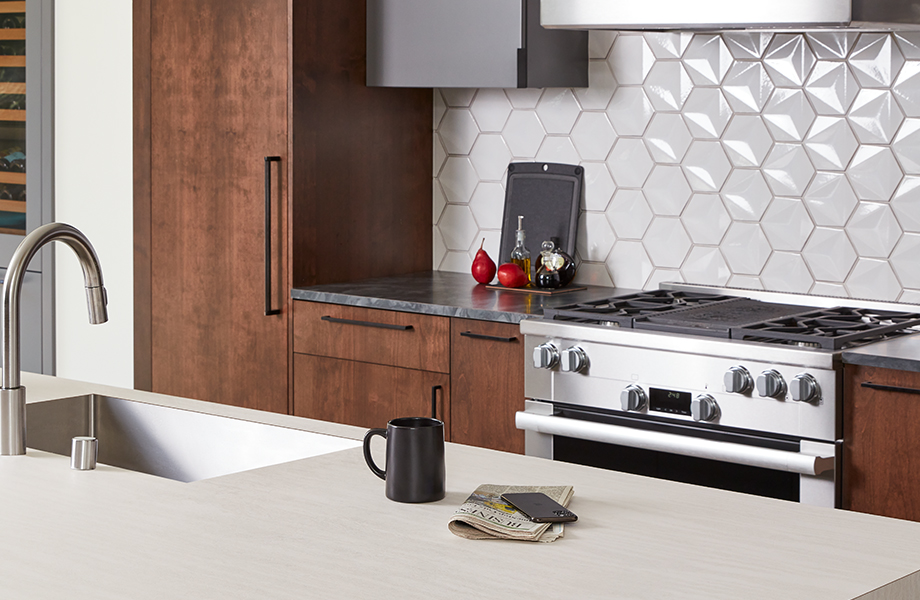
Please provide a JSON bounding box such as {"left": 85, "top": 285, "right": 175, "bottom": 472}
{"left": 2, "top": 373, "right": 919, "bottom": 599}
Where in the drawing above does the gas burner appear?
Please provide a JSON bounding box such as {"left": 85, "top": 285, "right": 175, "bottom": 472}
{"left": 794, "top": 340, "right": 822, "bottom": 348}
{"left": 740, "top": 336, "right": 823, "bottom": 348}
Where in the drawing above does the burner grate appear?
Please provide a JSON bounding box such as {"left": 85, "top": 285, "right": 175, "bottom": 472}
{"left": 543, "top": 290, "right": 735, "bottom": 327}
{"left": 543, "top": 291, "right": 920, "bottom": 349}
{"left": 731, "top": 307, "right": 920, "bottom": 350}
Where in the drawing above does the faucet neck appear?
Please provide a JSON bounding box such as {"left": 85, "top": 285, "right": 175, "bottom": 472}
{"left": 2, "top": 223, "right": 108, "bottom": 390}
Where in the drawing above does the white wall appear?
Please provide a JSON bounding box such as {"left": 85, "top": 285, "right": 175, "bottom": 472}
{"left": 54, "top": 1, "right": 133, "bottom": 386}
{"left": 434, "top": 31, "right": 920, "bottom": 304}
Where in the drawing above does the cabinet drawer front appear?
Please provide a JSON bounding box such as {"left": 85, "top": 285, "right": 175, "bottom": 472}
{"left": 293, "top": 353, "right": 450, "bottom": 436}
{"left": 843, "top": 364, "right": 920, "bottom": 521}
{"left": 450, "top": 318, "right": 525, "bottom": 454}
{"left": 849, "top": 364, "right": 920, "bottom": 393}
{"left": 293, "top": 301, "right": 450, "bottom": 373}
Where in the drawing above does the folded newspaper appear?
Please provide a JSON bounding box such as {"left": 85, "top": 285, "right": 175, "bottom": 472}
{"left": 448, "top": 484, "right": 574, "bottom": 543}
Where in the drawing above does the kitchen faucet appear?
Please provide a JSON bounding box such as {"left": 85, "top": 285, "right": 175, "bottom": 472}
{"left": 0, "top": 223, "right": 108, "bottom": 455}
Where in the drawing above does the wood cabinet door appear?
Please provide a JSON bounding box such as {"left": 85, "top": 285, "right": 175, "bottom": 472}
{"left": 843, "top": 364, "right": 920, "bottom": 521}
{"left": 294, "top": 353, "right": 451, "bottom": 435}
{"left": 145, "top": 0, "right": 289, "bottom": 412}
{"left": 450, "top": 318, "right": 524, "bottom": 454}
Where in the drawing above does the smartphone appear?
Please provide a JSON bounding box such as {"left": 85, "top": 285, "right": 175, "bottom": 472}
{"left": 500, "top": 492, "right": 578, "bottom": 523}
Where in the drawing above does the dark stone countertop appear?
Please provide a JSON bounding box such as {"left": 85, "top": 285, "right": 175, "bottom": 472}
{"left": 291, "top": 271, "right": 637, "bottom": 323}
{"left": 842, "top": 335, "right": 920, "bottom": 374}
{"left": 293, "top": 271, "right": 920, "bottom": 371}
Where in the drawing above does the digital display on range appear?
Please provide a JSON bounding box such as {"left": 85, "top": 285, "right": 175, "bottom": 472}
{"left": 649, "top": 387, "right": 692, "bottom": 416}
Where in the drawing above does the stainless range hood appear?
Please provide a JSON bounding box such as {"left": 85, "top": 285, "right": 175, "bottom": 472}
{"left": 540, "top": 0, "right": 920, "bottom": 30}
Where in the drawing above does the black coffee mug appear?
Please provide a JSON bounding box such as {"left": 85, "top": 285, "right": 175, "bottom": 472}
{"left": 363, "top": 417, "right": 445, "bottom": 503}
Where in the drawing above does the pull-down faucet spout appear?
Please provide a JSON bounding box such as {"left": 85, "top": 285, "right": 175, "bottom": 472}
{"left": 0, "top": 223, "right": 108, "bottom": 455}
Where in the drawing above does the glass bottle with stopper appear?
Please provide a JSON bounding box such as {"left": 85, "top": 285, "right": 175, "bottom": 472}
{"left": 534, "top": 239, "right": 576, "bottom": 289}
{"left": 509, "top": 215, "right": 532, "bottom": 283}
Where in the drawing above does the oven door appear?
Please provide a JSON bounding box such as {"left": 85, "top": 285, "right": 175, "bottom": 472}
{"left": 516, "top": 400, "right": 840, "bottom": 507}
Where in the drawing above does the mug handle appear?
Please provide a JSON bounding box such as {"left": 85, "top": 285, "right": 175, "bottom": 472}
{"left": 363, "top": 428, "right": 387, "bottom": 480}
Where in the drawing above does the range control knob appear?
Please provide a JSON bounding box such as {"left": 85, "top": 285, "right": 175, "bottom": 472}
{"left": 724, "top": 366, "right": 754, "bottom": 394}
{"left": 790, "top": 373, "right": 821, "bottom": 403}
{"left": 560, "top": 346, "right": 588, "bottom": 373}
{"left": 620, "top": 385, "right": 647, "bottom": 412}
{"left": 691, "top": 394, "right": 720, "bottom": 422}
{"left": 532, "top": 343, "right": 559, "bottom": 369}
{"left": 756, "top": 369, "right": 787, "bottom": 399}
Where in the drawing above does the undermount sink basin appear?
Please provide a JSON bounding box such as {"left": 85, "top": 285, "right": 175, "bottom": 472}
{"left": 26, "top": 394, "right": 360, "bottom": 482}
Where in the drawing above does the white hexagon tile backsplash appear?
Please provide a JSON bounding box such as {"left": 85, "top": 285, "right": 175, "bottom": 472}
{"left": 432, "top": 30, "right": 920, "bottom": 303}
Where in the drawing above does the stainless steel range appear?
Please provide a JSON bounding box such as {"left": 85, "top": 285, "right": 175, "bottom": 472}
{"left": 517, "top": 284, "right": 920, "bottom": 507}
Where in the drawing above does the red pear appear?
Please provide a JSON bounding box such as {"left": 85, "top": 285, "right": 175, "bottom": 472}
{"left": 471, "top": 239, "right": 497, "bottom": 284}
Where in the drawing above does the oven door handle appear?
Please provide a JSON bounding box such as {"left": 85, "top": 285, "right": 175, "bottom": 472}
{"left": 515, "top": 412, "right": 834, "bottom": 477}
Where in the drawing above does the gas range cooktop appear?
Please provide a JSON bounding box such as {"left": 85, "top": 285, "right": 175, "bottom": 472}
{"left": 542, "top": 289, "right": 920, "bottom": 350}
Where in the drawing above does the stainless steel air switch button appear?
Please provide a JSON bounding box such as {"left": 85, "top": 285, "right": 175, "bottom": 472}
{"left": 756, "top": 370, "right": 787, "bottom": 399}
{"left": 691, "top": 394, "right": 720, "bottom": 422}
{"left": 724, "top": 366, "right": 753, "bottom": 394}
{"left": 532, "top": 343, "right": 560, "bottom": 369}
{"left": 790, "top": 373, "right": 821, "bottom": 404}
{"left": 620, "top": 385, "right": 647, "bottom": 412}
{"left": 560, "top": 346, "right": 588, "bottom": 373}
{"left": 71, "top": 436, "right": 98, "bottom": 470}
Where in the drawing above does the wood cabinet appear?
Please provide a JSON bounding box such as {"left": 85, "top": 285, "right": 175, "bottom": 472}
{"left": 291, "top": 301, "right": 525, "bottom": 453}
{"left": 293, "top": 302, "right": 450, "bottom": 373}
{"left": 136, "top": 0, "right": 290, "bottom": 414}
{"left": 133, "top": 0, "right": 432, "bottom": 411}
{"left": 843, "top": 364, "right": 920, "bottom": 522}
{"left": 292, "top": 302, "right": 450, "bottom": 432}
{"left": 293, "top": 354, "right": 449, "bottom": 431}
{"left": 449, "top": 318, "right": 524, "bottom": 454}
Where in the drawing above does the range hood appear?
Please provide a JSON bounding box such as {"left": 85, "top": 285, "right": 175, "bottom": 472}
{"left": 540, "top": 0, "right": 920, "bottom": 30}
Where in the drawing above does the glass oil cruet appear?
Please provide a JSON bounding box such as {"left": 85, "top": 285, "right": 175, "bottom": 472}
{"left": 509, "top": 215, "right": 531, "bottom": 283}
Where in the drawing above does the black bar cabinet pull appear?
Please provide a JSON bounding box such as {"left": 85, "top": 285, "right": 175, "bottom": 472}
{"left": 861, "top": 381, "right": 920, "bottom": 395}
{"left": 431, "top": 385, "right": 442, "bottom": 420}
{"left": 320, "top": 315, "right": 413, "bottom": 331}
{"left": 460, "top": 331, "right": 517, "bottom": 343}
{"left": 264, "top": 156, "right": 282, "bottom": 316}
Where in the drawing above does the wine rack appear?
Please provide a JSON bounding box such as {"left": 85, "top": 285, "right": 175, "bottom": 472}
{"left": 0, "top": 0, "right": 25, "bottom": 235}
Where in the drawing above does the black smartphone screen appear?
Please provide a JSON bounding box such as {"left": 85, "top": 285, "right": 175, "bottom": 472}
{"left": 501, "top": 492, "right": 578, "bottom": 523}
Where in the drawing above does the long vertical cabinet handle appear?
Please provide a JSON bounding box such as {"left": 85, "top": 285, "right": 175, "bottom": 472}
{"left": 264, "top": 156, "right": 282, "bottom": 316}
{"left": 431, "top": 385, "right": 442, "bottom": 421}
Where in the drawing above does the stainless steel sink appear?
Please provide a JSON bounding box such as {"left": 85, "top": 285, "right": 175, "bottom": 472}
{"left": 26, "top": 394, "right": 360, "bottom": 482}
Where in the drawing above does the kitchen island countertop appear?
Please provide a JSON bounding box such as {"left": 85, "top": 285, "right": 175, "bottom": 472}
{"left": 291, "top": 270, "right": 637, "bottom": 323}
{"left": 3, "top": 372, "right": 920, "bottom": 599}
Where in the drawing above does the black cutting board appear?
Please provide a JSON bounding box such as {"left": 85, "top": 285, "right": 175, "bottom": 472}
{"left": 498, "top": 162, "right": 582, "bottom": 265}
